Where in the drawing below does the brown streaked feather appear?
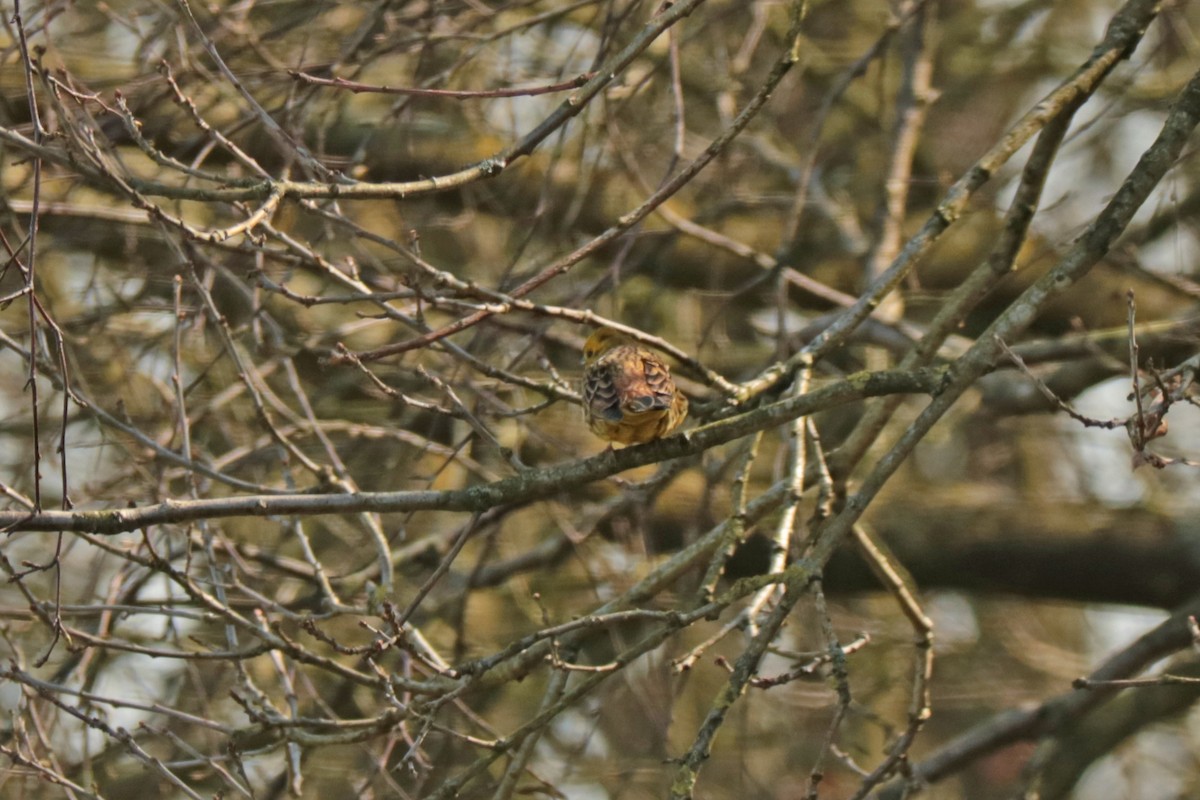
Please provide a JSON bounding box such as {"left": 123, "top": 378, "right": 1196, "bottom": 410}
{"left": 581, "top": 328, "right": 688, "bottom": 445}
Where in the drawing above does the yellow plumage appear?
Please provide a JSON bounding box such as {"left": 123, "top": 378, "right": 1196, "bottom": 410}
{"left": 581, "top": 328, "right": 688, "bottom": 445}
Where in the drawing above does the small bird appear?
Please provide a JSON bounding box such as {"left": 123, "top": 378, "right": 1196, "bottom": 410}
{"left": 581, "top": 327, "right": 688, "bottom": 445}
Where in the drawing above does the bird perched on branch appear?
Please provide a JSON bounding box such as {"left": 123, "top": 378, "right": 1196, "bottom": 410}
{"left": 581, "top": 327, "right": 688, "bottom": 445}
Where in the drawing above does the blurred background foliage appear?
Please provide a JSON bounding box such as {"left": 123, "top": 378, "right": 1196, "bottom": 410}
{"left": 1, "top": 0, "right": 1200, "bottom": 798}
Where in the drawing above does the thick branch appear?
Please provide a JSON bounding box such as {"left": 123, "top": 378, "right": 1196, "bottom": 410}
{"left": 0, "top": 368, "right": 944, "bottom": 533}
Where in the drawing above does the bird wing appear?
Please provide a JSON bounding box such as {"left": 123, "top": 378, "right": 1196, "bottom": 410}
{"left": 583, "top": 360, "right": 625, "bottom": 422}
{"left": 619, "top": 353, "right": 674, "bottom": 414}
{"left": 607, "top": 345, "right": 674, "bottom": 417}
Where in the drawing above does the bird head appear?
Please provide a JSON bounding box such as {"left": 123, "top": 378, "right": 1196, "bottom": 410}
{"left": 581, "top": 327, "right": 632, "bottom": 366}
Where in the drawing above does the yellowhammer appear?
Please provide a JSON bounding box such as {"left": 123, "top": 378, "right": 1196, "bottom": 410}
{"left": 581, "top": 327, "right": 688, "bottom": 445}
